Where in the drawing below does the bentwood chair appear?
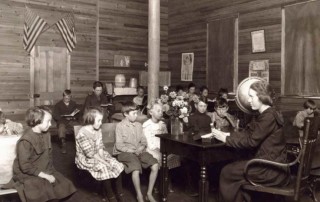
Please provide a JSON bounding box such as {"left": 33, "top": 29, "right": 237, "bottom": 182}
{"left": 242, "top": 116, "right": 320, "bottom": 201}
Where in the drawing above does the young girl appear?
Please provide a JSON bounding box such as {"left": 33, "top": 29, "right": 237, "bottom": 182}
{"left": 75, "top": 107, "right": 124, "bottom": 202}
{"left": 143, "top": 101, "right": 181, "bottom": 192}
{"left": 133, "top": 86, "right": 146, "bottom": 106}
{"left": 187, "top": 83, "right": 197, "bottom": 102}
{"left": 133, "top": 86, "right": 147, "bottom": 115}
{"left": 211, "top": 98, "right": 237, "bottom": 130}
{"left": 6, "top": 106, "right": 77, "bottom": 202}
{"left": 0, "top": 111, "right": 23, "bottom": 135}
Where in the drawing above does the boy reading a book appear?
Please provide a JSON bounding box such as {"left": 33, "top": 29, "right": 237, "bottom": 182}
{"left": 53, "top": 89, "right": 79, "bottom": 154}
{"left": 83, "top": 81, "right": 111, "bottom": 122}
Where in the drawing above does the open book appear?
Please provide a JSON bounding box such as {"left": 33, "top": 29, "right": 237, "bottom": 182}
{"left": 100, "top": 103, "right": 113, "bottom": 107}
{"left": 61, "top": 109, "right": 80, "bottom": 117}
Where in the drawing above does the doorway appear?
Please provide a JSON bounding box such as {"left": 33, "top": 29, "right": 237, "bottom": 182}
{"left": 30, "top": 46, "right": 70, "bottom": 106}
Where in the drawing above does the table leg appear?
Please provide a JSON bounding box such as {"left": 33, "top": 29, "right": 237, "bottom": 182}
{"left": 199, "top": 166, "right": 209, "bottom": 202}
{"left": 160, "top": 152, "right": 168, "bottom": 201}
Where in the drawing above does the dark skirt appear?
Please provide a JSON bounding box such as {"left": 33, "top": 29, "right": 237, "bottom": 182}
{"left": 219, "top": 160, "right": 289, "bottom": 202}
{"left": 8, "top": 171, "right": 76, "bottom": 202}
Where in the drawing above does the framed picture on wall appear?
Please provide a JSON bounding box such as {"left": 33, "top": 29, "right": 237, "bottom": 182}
{"left": 181, "top": 52, "right": 194, "bottom": 81}
{"left": 249, "top": 60, "right": 269, "bottom": 82}
{"left": 114, "top": 55, "right": 130, "bottom": 67}
{"left": 251, "top": 30, "right": 266, "bottom": 53}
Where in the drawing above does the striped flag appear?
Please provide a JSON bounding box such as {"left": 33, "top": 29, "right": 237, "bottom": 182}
{"left": 56, "top": 13, "right": 77, "bottom": 52}
{"left": 23, "top": 7, "right": 48, "bottom": 53}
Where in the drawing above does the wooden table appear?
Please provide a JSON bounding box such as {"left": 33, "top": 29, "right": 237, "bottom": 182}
{"left": 156, "top": 133, "right": 236, "bottom": 202}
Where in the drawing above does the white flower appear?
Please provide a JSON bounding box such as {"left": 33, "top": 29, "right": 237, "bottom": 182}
{"left": 160, "top": 94, "right": 169, "bottom": 103}
{"left": 163, "top": 85, "right": 169, "bottom": 91}
{"left": 176, "top": 95, "right": 184, "bottom": 101}
{"left": 169, "top": 91, "right": 177, "bottom": 99}
{"left": 162, "top": 104, "right": 170, "bottom": 112}
{"left": 180, "top": 107, "right": 188, "bottom": 114}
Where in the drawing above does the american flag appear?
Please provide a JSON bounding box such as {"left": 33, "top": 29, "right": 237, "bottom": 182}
{"left": 23, "top": 7, "right": 47, "bottom": 53}
{"left": 56, "top": 13, "right": 77, "bottom": 52}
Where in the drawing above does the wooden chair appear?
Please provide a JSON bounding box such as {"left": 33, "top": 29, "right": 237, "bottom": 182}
{"left": 242, "top": 116, "right": 320, "bottom": 201}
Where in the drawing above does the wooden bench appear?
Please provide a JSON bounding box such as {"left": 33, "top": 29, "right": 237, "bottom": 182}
{"left": 0, "top": 135, "right": 19, "bottom": 197}
{"left": 74, "top": 123, "right": 117, "bottom": 154}
{"left": 0, "top": 185, "right": 17, "bottom": 196}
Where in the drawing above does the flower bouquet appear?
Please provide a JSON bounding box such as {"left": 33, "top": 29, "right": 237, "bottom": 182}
{"left": 159, "top": 86, "right": 191, "bottom": 135}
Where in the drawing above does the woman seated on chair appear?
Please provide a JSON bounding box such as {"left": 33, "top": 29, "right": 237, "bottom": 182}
{"left": 212, "top": 80, "right": 290, "bottom": 202}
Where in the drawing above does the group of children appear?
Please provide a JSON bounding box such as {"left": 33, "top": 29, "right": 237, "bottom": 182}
{"left": 1, "top": 83, "right": 318, "bottom": 202}
{"left": 132, "top": 83, "right": 238, "bottom": 130}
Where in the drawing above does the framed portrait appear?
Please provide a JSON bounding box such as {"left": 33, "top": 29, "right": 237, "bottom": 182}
{"left": 181, "top": 52, "right": 194, "bottom": 81}
{"left": 114, "top": 55, "right": 130, "bottom": 67}
{"left": 251, "top": 30, "right": 266, "bottom": 53}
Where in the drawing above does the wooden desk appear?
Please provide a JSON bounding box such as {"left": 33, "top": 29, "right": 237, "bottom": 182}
{"left": 156, "top": 133, "right": 236, "bottom": 202}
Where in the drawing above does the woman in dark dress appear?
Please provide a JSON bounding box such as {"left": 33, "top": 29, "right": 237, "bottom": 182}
{"left": 212, "top": 81, "right": 289, "bottom": 202}
{"left": 5, "top": 107, "right": 77, "bottom": 202}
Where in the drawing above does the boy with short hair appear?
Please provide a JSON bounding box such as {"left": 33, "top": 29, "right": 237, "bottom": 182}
{"left": 188, "top": 98, "right": 212, "bottom": 137}
{"left": 211, "top": 98, "right": 237, "bottom": 130}
{"left": 53, "top": 89, "right": 79, "bottom": 154}
{"left": 83, "top": 81, "right": 111, "bottom": 122}
{"left": 113, "top": 101, "right": 159, "bottom": 202}
{"left": 293, "top": 99, "right": 317, "bottom": 129}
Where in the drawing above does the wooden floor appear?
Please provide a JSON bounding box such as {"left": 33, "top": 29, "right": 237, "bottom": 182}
{"left": 1, "top": 136, "right": 320, "bottom": 202}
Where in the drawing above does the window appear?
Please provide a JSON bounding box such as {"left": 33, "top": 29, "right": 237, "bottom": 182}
{"left": 281, "top": 1, "right": 320, "bottom": 96}
{"left": 207, "top": 16, "right": 238, "bottom": 93}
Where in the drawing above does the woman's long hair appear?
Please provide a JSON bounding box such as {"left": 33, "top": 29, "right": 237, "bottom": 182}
{"left": 250, "top": 81, "right": 276, "bottom": 106}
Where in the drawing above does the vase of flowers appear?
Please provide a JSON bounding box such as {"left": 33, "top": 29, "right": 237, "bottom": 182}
{"left": 160, "top": 86, "right": 190, "bottom": 135}
{"left": 170, "top": 116, "right": 183, "bottom": 135}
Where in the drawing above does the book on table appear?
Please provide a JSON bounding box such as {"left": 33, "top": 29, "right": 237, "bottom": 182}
{"left": 100, "top": 103, "right": 113, "bottom": 107}
{"left": 61, "top": 109, "right": 80, "bottom": 117}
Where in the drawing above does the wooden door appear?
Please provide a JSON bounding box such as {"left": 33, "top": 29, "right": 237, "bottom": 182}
{"left": 30, "top": 46, "right": 70, "bottom": 106}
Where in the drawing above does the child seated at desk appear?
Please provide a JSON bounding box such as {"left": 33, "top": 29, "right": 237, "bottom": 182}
{"left": 211, "top": 98, "right": 238, "bottom": 130}
{"left": 0, "top": 111, "right": 23, "bottom": 136}
{"left": 188, "top": 98, "right": 212, "bottom": 138}
{"left": 113, "top": 101, "right": 159, "bottom": 202}
{"left": 183, "top": 98, "right": 211, "bottom": 197}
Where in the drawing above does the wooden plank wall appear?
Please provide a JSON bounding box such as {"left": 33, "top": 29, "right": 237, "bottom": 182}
{"left": 99, "top": 0, "right": 169, "bottom": 86}
{"left": 168, "top": 0, "right": 314, "bottom": 111}
{"left": 0, "top": 0, "right": 97, "bottom": 121}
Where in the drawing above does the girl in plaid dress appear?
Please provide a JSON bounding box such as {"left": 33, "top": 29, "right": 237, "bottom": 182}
{"left": 75, "top": 107, "right": 124, "bottom": 202}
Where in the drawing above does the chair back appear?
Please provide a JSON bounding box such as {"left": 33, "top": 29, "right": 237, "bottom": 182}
{"left": 73, "top": 123, "right": 118, "bottom": 155}
{"left": 101, "top": 123, "right": 118, "bottom": 154}
{"left": 74, "top": 125, "right": 81, "bottom": 138}
{"left": 294, "top": 116, "right": 320, "bottom": 200}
